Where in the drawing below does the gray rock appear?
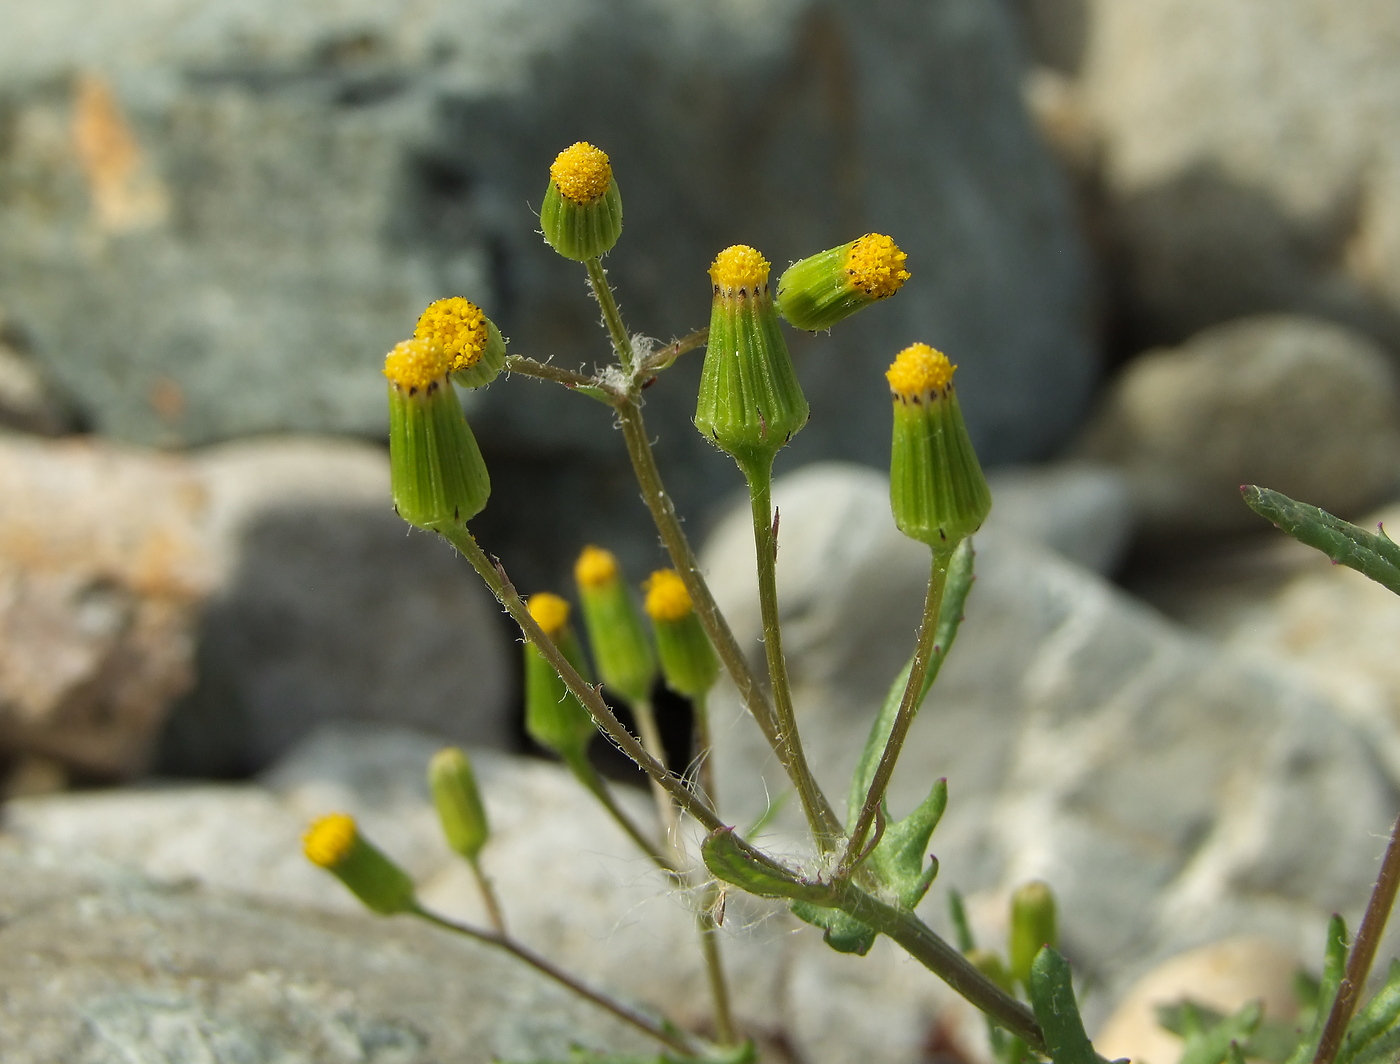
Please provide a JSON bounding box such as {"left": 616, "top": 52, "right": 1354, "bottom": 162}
{"left": 0, "top": 839, "right": 655, "bottom": 1063}
{"left": 700, "top": 463, "right": 1396, "bottom": 1003}
{"left": 1077, "top": 315, "right": 1400, "bottom": 534}
{"left": 985, "top": 461, "right": 1133, "bottom": 574}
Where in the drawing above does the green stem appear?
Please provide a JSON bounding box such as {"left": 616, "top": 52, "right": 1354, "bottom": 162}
{"left": 638, "top": 327, "right": 709, "bottom": 375}
{"left": 502, "top": 354, "right": 610, "bottom": 392}
{"left": 467, "top": 856, "right": 508, "bottom": 935}
{"left": 743, "top": 459, "right": 843, "bottom": 850}
{"left": 440, "top": 525, "right": 724, "bottom": 834}
{"left": 414, "top": 906, "right": 707, "bottom": 1058}
{"left": 840, "top": 548, "right": 950, "bottom": 874}
{"left": 567, "top": 751, "right": 682, "bottom": 878}
{"left": 697, "top": 881, "right": 737, "bottom": 1046}
{"left": 631, "top": 699, "right": 683, "bottom": 855}
{"left": 585, "top": 257, "right": 634, "bottom": 371}
{"left": 692, "top": 690, "right": 718, "bottom": 808}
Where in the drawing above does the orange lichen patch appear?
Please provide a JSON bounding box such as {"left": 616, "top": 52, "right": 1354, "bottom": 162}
{"left": 709, "top": 245, "right": 770, "bottom": 293}
{"left": 149, "top": 376, "right": 185, "bottom": 423}
{"left": 550, "top": 142, "right": 612, "bottom": 203}
{"left": 846, "top": 234, "right": 910, "bottom": 299}
{"left": 304, "top": 812, "right": 357, "bottom": 867}
{"left": 527, "top": 592, "right": 571, "bottom": 637}
{"left": 643, "top": 569, "right": 693, "bottom": 623}
{"left": 886, "top": 343, "right": 956, "bottom": 399}
{"left": 72, "top": 74, "right": 168, "bottom": 233}
{"left": 414, "top": 297, "right": 489, "bottom": 374}
{"left": 574, "top": 545, "right": 619, "bottom": 590}
{"left": 383, "top": 338, "right": 451, "bottom": 392}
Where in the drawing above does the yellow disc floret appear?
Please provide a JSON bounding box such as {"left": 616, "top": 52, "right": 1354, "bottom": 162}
{"left": 574, "top": 545, "right": 619, "bottom": 590}
{"left": 846, "top": 234, "right": 910, "bottom": 299}
{"left": 527, "top": 592, "right": 571, "bottom": 637}
{"left": 550, "top": 142, "right": 612, "bottom": 203}
{"left": 886, "top": 343, "right": 956, "bottom": 399}
{"left": 710, "top": 245, "right": 771, "bottom": 293}
{"left": 414, "top": 297, "right": 489, "bottom": 374}
{"left": 304, "top": 813, "right": 357, "bottom": 868}
{"left": 383, "top": 337, "right": 452, "bottom": 393}
{"left": 644, "top": 569, "right": 693, "bottom": 623}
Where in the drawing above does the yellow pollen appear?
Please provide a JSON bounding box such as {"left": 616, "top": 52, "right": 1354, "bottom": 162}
{"left": 415, "top": 297, "right": 489, "bottom": 374}
{"left": 886, "top": 343, "right": 956, "bottom": 399}
{"left": 550, "top": 142, "right": 612, "bottom": 203}
{"left": 846, "top": 234, "right": 910, "bottom": 299}
{"left": 527, "top": 592, "right": 571, "bottom": 637}
{"left": 383, "top": 337, "right": 452, "bottom": 392}
{"left": 710, "top": 245, "right": 770, "bottom": 292}
{"left": 644, "top": 569, "right": 693, "bottom": 623}
{"left": 574, "top": 545, "right": 619, "bottom": 590}
{"left": 304, "top": 813, "right": 357, "bottom": 868}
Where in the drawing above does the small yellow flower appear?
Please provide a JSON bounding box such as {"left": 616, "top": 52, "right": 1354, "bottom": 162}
{"left": 550, "top": 142, "right": 613, "bottom": 204}
{"left": 414, "top": 297, "right": 490, "bottom": 375}
{"left": 845, "top": 234, "right": 910, "bottom": 299}
{"left": 574, "top": 545, "right": 619, "bottom": 591}
{"left": 383, "top": 338, "right": 451, "bottom": 393}
{"left": 527, "top": 592, "right": 571, "bottom": 638}
{"left": 709, "top": 245, "right": 770, "bottom": 293}
{"left": 886, "top": 343, "right": 956, "bottom": 401}
{"left": 644, "top": 569, "right": 693, "bottom": 623}
{"left": 303, "top": 812, "right": 357, "bottom": 868}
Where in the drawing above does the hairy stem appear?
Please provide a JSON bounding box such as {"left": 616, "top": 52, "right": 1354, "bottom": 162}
{"left": 566, "top": 750, "right": 682, "bottom": 877}
{"left": 631, "top": 699, "right": 683, "bottom": 855}
{"left": 697, "top": 881, "right": 737, "bottom": 1046}
{"left": 585, "top": 257, "right": 634, "bottom": 371}
{"left": 503, "top": 354, "right": 609, "bottom": 392}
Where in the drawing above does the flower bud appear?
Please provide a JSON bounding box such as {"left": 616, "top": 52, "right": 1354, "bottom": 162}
{"left": 385, "top": 338, "right": 491, "bottom": 532}
{"left": 1009, "top": 879, "right": 1059, "bottom": 989}
{"left": 886, "top": 344, "right": 990, "bottom": 552}
{"left": 303, "top": 813, "right": 418, "bottom": 915}
{"left": 694, "top": 245, "right": 809, "bottom": 471}
{"left": 540, "top": 142, "right": 623, "bottom": 261}
{"left": 523, "top": 592, "right": 597, "bottom": 761}
{"left": 428, "top": 747, "right": 490, "bottom": 863}
{"left": 776, "top": 233, "right": 910, "bottom": 332}
{"left": 573, "top": 546, "right": 656, "bottom": 705}
{"left": 643, "top": 569, "right": 719, "bottom": 698}
{"left": 414, "top": 297, "right": 507, "bottom": 390}
{"left": 966, "top": 947, "right": 1015, "bottom": 994}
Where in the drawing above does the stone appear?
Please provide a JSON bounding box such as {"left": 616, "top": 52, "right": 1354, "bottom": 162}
{"left": 0, "top": 308, "right": 73, "bottom": 435}
{"left": 984, "top": 461, "right": 1133, "bottom": 575}
{"left": 1062, "top": 0, "right": 1400, "bottom": 349}
{"left": 0, "top": 0, "right": 1097, "bottom": 589}
{"left": 1077, "top": 315, "right": 1400, "bottom": 534}
{"left": 0, "top": 839, "right": 656, "bottom": 1063}
{"left": 700, "top": 462, "right": 1396, "bottom": 1006}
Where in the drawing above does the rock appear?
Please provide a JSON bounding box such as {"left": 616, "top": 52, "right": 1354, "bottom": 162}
{"left": 0, "top": 308, "right": 73, "bottom": 435}
{"left": 984, "top": 461, "right": 1133, "bottom": 575}
{"left": 1063, "top": 0, "right": 1400, "bottom": 348}
{"left": 1094, "top": 937, "right": 1302, "bottom": 1064}
{"left": 0, "top": 839, "right": 656, "bottom": 1063}
{"left": 700, "top": 462, "right": 1396, "bottom": 1003}
{"left": 1077, "top": 315, "right": 1400, "bottom": 534}
{"left": 0, "top": 0, "right": 1097, "bottom": 589}
{"left": 0, "top": 434, "right": 511, "bottom": 779}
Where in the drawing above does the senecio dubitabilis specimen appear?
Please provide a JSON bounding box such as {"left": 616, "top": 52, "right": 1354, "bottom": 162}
{"left": 522, "top": 592, "right": 598, "bottom": 761}
{"left": 886, "top": 343, "right": 991, "bottom": 552}
{"left": 776, "top": 233, "right": 911, "bottom": 332}
{"left": 384, "top": 336, "right": 491, "bottom": 532}
{"left": 574, "top": 545, "right": 657, "bottom": 706}
{"left": 414, "top": 296, "right": 507, "bottom": 390}
{"left": 303, "top": 813, "right": 418, "bottom": 914}
{"left": 694, "top": 244, "right": 809, "bottom": 473}
{"left": 644, "top": 569, "right": 719, "bottom": 698}
{"left": 540, "top": 141, "right": 623, "bottom": 261}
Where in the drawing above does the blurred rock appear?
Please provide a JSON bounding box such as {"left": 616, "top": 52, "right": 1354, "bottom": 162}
{"left": 701, "top": 463, "right": 1395, "bottom": 1001}
{"left": 1062, "top": 0, "right": 1400, "bottom": 348}
{"left": 0, "top": 0, "right": 1096, "bottom": 590}
{"left": 0, "top": 838, "right": 654, "bottom": 1063}
{"left": 1094, "top": 937, "right": 1302, "bottom": 1064}
{"left": 1078, "top": 315, "right": 1400, "bottom": 534}
{"left": 985, "top": 461, "right": 1133, "bottom": 575}
{"left": 0, "top": 310, "right": 73, "bottom": 435}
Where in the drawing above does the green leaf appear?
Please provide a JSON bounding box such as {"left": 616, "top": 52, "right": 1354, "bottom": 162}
{"left": 1174, "top": 1000, "right": 1263, "bottom": 1064}
{"left": 1284, "top": 915, "right": 1350, "bottom": 1064}
{"left": 789, "top": 900, "right": 877, "bottom": 955}
{"left": 1338, "top": 960, "right": 1400, "bottom": 1064}
{"left": 1026, "top": 947, "right": 1102, "bottom": 1064}
{"left": 869, "top": 778, "right": 947, "bottom": 909}
{"left": 700, "top": 828, "right": 830, "bottom": 904}
{"left": 1242, "top": 487, "right": 1400, "bottom": 597}
{"left": 948, "top": 888, "right": 977, "bottom": 952}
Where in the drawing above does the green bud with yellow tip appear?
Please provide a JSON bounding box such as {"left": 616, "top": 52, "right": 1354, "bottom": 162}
{"left": 886, "top": 344, "right": 991, "bottom": 553}
{"left": 573, "top": 545, "right": 656, "bottom": 706}
{"left": 695, "top": 245, "right": 809, "bottom": 473}
{"left": 385, "top": 337, "right": 491, "bottom": 533}
{"left": 643, "top": 569, "right": 719, "bottom": 698}
{"left": 1009, "top": 879, "right": 1059, "bottom": 990}
{"left": 414, "top": 297, "right": 507, "bottom": 390}
{"left": 428, "top": 747, "right": 490, "bottom": 863}
{"left": 523, "top": 593, "right": 597, "bottom": 762}
{"left": 777, "top": 233, "right": 911, "bottom": 332}
{"left": 303, "top": 813, "right": 418, "bottom": 915}
{"left": 540, "top": 142, "right": 623, "bottom": 261}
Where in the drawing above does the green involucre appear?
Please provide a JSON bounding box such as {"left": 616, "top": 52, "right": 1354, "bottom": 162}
{"left": 776, "top": 243, "right": 873, "bottom": 332}
{"left": 524, "top": 626, "right": 597, "bottom": 761}
{"left": 428, "top": 747, "right": 490, "bottom": 862}
{"left": 388, "top": 378, "right": 490, "bottom": 532}
{"left": 651, "top": 611, "right": 719, "bottom": 698}
{"left": 889, "top": 388, "right": 990, "bottom": 551}
{"left": 540, "top": 179, "right": 623, "bottom": 261}
{"left": 577, "top": 580, "right": 656, "bottom": 706}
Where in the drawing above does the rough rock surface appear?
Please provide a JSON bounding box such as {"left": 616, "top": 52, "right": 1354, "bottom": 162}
{"left": 1077, "top": 315, "right": 1400, "bottom": 534}
{"left": 984, "top": 461, "right": 1133, "bottom": 575}
{"left": 700, "top": 463, "right": 1396, "bottom": 1004}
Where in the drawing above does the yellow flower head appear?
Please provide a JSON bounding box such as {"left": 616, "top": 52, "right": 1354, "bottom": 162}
{"left": 710, "top": 245, "right": 770, "bottom": 294}
{"left": 304, "top": 812, "right": 357, "bottom": 868}
{"left": 886, "top": 343, "right": 956, "bottom": 400}
{"left": 846, "top": 234, "right": 910, "bottom": 299}
{"left": 383, "top": 338, "right": 452, "bottom": 393}
{"left": 527, "top": 592, "right": 571, "bottom": 637}
{"left": 414, "top": 297, "right": 490, "bottom": 374}
{"left": 550, "top": 142, "right": 612, "bottom": 203}
{"left": 644, "top": 569, "right": 693, "bottom": 623}
{"left": 574, "top": 545, "right": 619, "bottom": 590}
